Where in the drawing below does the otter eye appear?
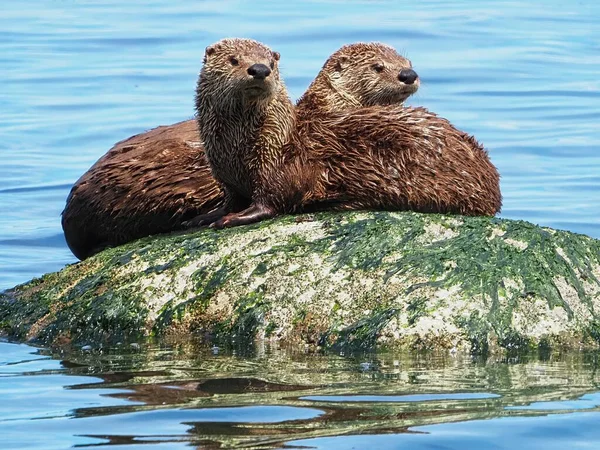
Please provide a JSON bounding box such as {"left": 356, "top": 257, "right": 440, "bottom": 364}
{"left": 229, "top": 56, "right": 239, "bottom": 66}
{"left": 270, "top": 61, "right": 275, "bottom": 69}
{"left": 372, "top": 63, "right": 385, "bottom": 73}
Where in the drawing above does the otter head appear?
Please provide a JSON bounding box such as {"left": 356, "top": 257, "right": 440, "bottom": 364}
{"left": 321, "top": 42, "right": 419, "bottom": 108}
{"left": 199, "top": 38, "right": 281, "bottom": 104}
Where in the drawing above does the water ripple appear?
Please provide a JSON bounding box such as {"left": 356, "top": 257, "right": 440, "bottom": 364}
{"left": 0, "top": 0, "right": 599, "bottom": 291}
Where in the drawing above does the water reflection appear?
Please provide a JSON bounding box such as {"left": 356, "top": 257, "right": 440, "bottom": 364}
{"left": 1, "top": 340, "right": 600, "bottom": 449}
{"left": 289, "top": 412, "right": 600, "bottom": 450}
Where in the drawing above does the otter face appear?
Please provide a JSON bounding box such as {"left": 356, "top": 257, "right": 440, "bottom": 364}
{"left": 201, "top": 38, "right": 281, "bottom": 101}
{"left": 327, "top": 42, "right": 419, "bottom": 107}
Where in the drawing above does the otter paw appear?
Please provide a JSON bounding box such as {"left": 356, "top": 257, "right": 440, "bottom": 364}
{"left": 182, "top": 216, "right": 214, "bottom": 229}
{"left": 208, "top": 216, "right": 232, "bottom": 229}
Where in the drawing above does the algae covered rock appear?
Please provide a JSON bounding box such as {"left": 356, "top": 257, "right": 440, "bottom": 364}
{"left": 1, "top": 211, "right": 600, "bottom": 352}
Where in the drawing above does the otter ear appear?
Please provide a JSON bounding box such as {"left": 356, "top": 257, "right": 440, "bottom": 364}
{"left": 203, "top": 45, "right": 216, "bottom": 62}
{"left": 272, "top": 51, "right": 280, "bottom": 61}
{"left": 334, "top": 56, "right": 349, "bottom": 71}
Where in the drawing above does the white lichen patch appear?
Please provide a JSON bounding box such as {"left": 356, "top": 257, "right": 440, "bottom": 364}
{"left": 503, "top": 277, "right": 524, "bottom": 293}
{"left": 488, "top": 227, "right": 506, "bottom": 240}
{"left": 271, "top": 219, "right": 329, "bottom": 242}
{"left": 112, "top": 254, "right": 154, "bottom": 279}
{"left": 553, "top": 276, "right": 592, "bottom": 321}
{"left": 504, "top": 238, "right": 528, "bottom": 251}
{"left": 582, "top": 269, "right": 600, "bottom": 312}
{"left": 136, "top": 259, "right": 209, "bottom": 320}
{"left": 411, "top": 314, "right": 462, "bottom": 341}
{"left": 417, "top": 222, "right": 459, "bottom": 244}
{"left": 296, "top": 286, "right": 317, "bottom": 305}
{"left": 445, "top": 217, "right": 464, "bottom": 228}
{"left": 512, "top": 295, "right": 573, "bottom": 338}
{"left": 135, "top": 272, "right": 191, "bottom": 319}
{"left": 248, "top": 276, "right": 267, "bottom": 292}
{"left": 434, "top": 284, "right": 462, "bottom": 300}
{"left": 359, "top": 277, "right": 375, "bottom": 290}
{"left": 434, "top": 290, "right": 482, "bottom": 323}
{"left": 555, "top": 247, "right": 572, "bottom": 266}
{"left": 287, "top": 263, "right": 301, "bottom": 274}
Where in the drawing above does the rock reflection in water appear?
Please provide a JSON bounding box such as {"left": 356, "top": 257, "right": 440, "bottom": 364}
{"left": 5, "top": 341, "right": 591, "bottom": 449}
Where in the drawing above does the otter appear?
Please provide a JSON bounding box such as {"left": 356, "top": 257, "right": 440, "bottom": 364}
{"left": 297, "top": 42, "right": 419, "bottom": 112}
{"left": 60, "top": 120, "right": 222, "bottom": 259}
{"left": 62, "top": 42, "right": 419, "bottom": 259}
{"left": 185, "top": 38, "right": 501, "bottom": 229}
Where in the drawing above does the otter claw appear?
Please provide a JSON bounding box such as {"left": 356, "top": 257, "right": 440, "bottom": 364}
{"left": 208, "top": 204, "right": 276, "bottom": 228}
{"left": 182, "top": 219, "right": 204, "bottom": 228}
{"left": 182, "top": 207, "right": 232, "bottom": 229}
{"left": 209, "top": 214, "right": 237, "bottom": 229}
{"left": 182, "top": 216, "right": 217, "bottom": 229}
{"left": 209, "top": 219, "right": 227, "bottom": 229}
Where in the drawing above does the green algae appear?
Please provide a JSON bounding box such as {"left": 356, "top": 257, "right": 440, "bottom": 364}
{"left": 334, "top": 307, "right": 399, "bottom": 350}
{"left": 1, "top": 211, "right": 599, "bottom": 352}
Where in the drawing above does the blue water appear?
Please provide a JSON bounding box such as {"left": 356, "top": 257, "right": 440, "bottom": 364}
{"left": 290, "top": 413, "right": 600, "bottom": 450}
{"left": 1, "top": 0, "right": 599, "bottom": 291}
{"left": 1, "top": 1, "right": 600, "bottom": 448}
{"left": 2, "top": 340, "right": 600, "bottom": 450}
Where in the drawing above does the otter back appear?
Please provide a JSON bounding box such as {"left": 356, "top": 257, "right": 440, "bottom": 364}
{"left": 269, "top": 105, "right": 502, "bottom": 217}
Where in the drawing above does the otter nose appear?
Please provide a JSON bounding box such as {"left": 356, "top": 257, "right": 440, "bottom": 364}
{"left": 247, "top": 63, "right": 271, "bottom": 80}
{"left": 398, "top": 68, "right": 418, "bottom": 85}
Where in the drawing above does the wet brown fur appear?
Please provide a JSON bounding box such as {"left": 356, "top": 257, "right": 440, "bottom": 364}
{"left": 191, "top": 39, "right": 501, "bottom": 228}
{"left": 195, "top": 39, "right": 294, "bottom": 212}
{"left": 60, "top": 120, "right": 222, "bottom": 259}
{"left": 62, "top": 41, "right": 419, "bottom": 259}
{"left": 297, "top": 42, "right": 419, "bottom": 116}
{"left": 267, "top": 106, "right": 502, "bottom": 216}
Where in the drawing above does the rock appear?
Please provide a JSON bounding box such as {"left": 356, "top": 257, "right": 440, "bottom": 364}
{"left": 1, "top": 211, "right": 599, "bottom": 353}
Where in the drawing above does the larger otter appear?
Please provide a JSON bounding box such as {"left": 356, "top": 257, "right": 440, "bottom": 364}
{"left": 187, "top": 38, "right": 501, "bottom": 229}
{"left": 61, "top": 42, "right": 419, "bottom": 259}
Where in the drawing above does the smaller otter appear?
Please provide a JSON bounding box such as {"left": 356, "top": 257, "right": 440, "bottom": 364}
{"left": 188, "top": 38, "right": 501, "bottom": 229}
{"left": 190, "top": 38, "right": 296, "bottom": 226}
{"left": 62, "top": 42, "right": 419, "bottom": 259}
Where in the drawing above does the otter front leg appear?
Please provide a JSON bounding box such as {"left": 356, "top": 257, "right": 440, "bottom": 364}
{"left": 210, "top": 203, "right": 276, "bottom": 229}
{"left": 182, "top": 205, "right": 230, "bottom": 228}
{"left": 183, "top": 190, "right": 249, "bottom": 229}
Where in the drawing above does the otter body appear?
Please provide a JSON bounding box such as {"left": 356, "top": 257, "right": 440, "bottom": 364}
{"left": 190, "top": 38, "right": 501, "bottom": 228}
{"left": 60, "top": 120, "right": 223, "bottom": 260}
{"left": 63, "top": 41, "right": 418, "bottom": 259}
{"left": 192, "top": 39, "right": 296, "bottom": 225}
{"left": 291, "top": 106, "right": 501, "bottom": 216}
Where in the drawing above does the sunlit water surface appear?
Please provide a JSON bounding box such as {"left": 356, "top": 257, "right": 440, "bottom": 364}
{"left": 1, "top": 0, "right": 599, "bottom": 290}
{"left": 1, "top": 1, "right": 599, "bottom": 448}
{"left": 2, "top": 340, "right": 600, "bottom": 449}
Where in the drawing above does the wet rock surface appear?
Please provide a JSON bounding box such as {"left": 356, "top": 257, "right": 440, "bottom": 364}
{"left": 2, "top": 211, "right": 599, "bottom": 353}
